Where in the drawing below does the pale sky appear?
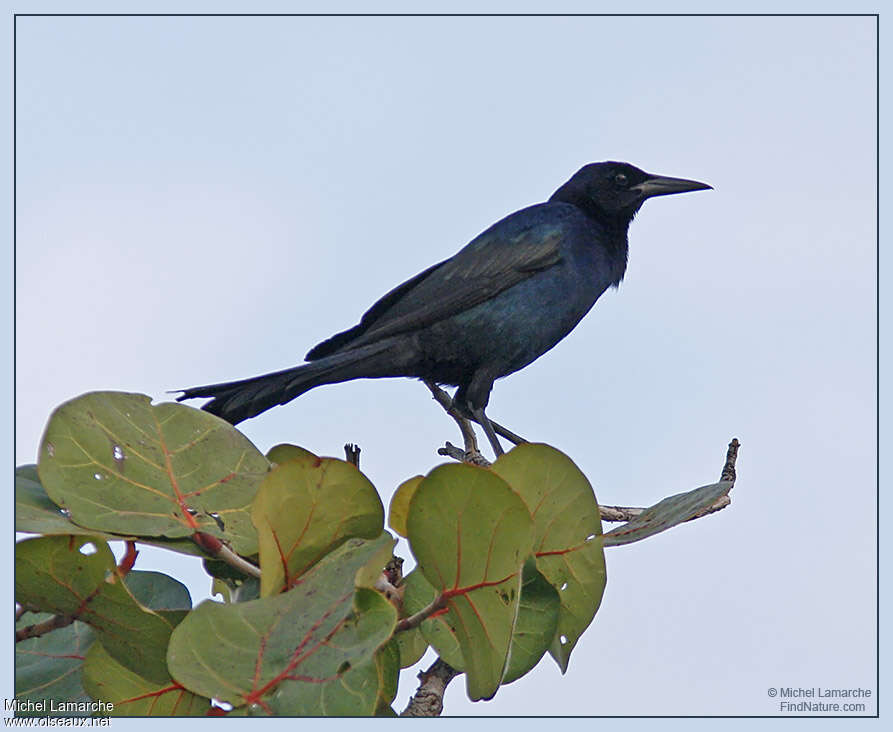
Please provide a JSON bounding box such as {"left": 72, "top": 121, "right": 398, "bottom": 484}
{"left": 9, "top": 7, "right": 879, "bottom": 719}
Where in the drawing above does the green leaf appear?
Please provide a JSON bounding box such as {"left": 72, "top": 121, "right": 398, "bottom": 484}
{"left": 393, "top": 623, "right": 428, "bottom": 669}
{"left": 15, "top": 535, "right": 180, "bottom": 684}
{"left": 491, "top": 443, "right": 607, "bottom": 673}
{"left": 401, "top": 569, "right": 463, "bottom": 671}
{"left": 210, "top": 578, "right": 232, "bottom": 603}
{"left": 167, "top": 534, "right": 398, "bottom": 714}
{"left": 82, "top": 642, "right": 210, "bottom": 716}
{"left": 266, "top": 443, "right": 318, "bottom": 465}
{"left": 123, "top": 571, "right": 192, "bottom": 612}
{"left": 251, "top": 455, "right": 384, "bottom": 597}
{"left": 38, "top": 391, "right": 269, "bottom": 555}
{"left": 502, "top": 559, "right": 561, "bottom": 684}
{"left": 407, "top": 463, "right": 533, "bottom": 701}
{"left": 15, "top": 613, "right": 94, "bottom": 716}
{"left": 387, "top": 475, "right": 423, "bottom": 538}
{"left": 603, "top": 481, "right": 734, "bottom": 547}
{"left": 16, "top": 464, "right": 98, "bottom": 537}
{"left": 276, "top": 636, "right": 400, "bottom": 716}
{"left": 375, "top": 639, "right": 401, "bottom": 708}
{"left": 16, "top": 465, "right": 208, "bottom": 559}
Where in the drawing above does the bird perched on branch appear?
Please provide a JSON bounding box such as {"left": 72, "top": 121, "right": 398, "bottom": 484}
{"left": 179, "top": 161, "right": 711, "bottom": 455}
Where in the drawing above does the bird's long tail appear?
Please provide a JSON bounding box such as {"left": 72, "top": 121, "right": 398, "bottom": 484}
{"left": 176, "top": 341, "right": 397, "bottom": 425}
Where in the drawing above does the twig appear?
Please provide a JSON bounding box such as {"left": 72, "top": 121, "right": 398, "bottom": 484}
{"left": 214, "top": 544, "right": 262, "bottom": 580}
{"left": 117, "top": 540, "right": 138, "bottom": 576}
{"left": 598, "top": 505, "right": 645, "bottom": 523}
{"left": 437, "top": 441, "right": 492, "bottom": 467}
{"left": 686, "top": 437, "right": 740, "bottom": 521}
{"left": 344, "top": 443, "right": 361, "bottom": 467}
{"left": 15, "top": 605, "right": 26, "bottom": 622}
{"left": 720, "top": 437, "right": 740, "bottom": 483}
{"left": 438, "top": 437, "right": 741, "bottom": 526}
{"left": 395, "top": 593, "right": 446, "bottom": 633}
{"left": 192, "top": 532, "right": 261, "bottom": 579}
{"left": 401, "top": 658, "right": 460, "bottom": 717}
{"left": 16, "top": 613, "right": 75, "bottom": 642}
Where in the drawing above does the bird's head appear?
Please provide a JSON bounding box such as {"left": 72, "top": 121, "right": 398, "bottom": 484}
{"left": 550, "top": 161, "right": 712, "bottom": 226}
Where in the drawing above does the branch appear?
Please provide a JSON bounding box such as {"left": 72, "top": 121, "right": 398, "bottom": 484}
{"left": 437, "top": 440, "right": 491, "bottom": 467}
{"left": 401, "top": 658, "right": 460, "bottom": 717}
{"left": 192, "top": 532, "right": 261, "bottom": 579}
{"left": 395, "top": 593, "right": 446, "bottom": 633}
{"left": 602, "top": 438, "right": 741, "bottom": 524}
{"left": 438, "top": 433, "right": 740, "bottom": 528}
{"left": 16, "top": 612, "right": 75, "bottom": 642}
{"left": 686, "top": 437, "right": 740, "bottom": 521}
{"left": 117, "top": 540, "right": 138, "bottom": 576}
{"left": 344, "top": 443, "right": 361, "bottom": 467}
{"left": 720, "top": 437, "right": 741, "bottom": 483}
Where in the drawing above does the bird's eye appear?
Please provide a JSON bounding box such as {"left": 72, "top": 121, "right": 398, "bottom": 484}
{"left": 613, "top": 173, "right": 628, "bottom": 187}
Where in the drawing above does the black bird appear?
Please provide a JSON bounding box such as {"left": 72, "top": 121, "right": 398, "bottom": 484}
{"left": 179, "top": 162, "right": 710, "bottom": 455}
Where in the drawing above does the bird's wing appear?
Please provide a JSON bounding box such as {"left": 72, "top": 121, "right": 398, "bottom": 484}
{"left": 306, "top": 205, "right": 570, "bottom": 359}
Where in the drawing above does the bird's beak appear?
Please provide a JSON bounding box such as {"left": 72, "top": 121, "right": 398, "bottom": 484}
{"left": 632, "top": 174, "right": 713, "bottom": 198}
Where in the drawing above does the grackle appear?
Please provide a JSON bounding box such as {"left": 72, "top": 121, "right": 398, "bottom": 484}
{"left": 178, "top": 162, "right": 711, "bottom": 455}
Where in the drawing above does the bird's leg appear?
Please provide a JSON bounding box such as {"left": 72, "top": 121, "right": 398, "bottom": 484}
{"left": 423, "top": 380, "right": 526, "bottom": 453}
{"left": 487, "top": 420, "right": 527, "bottom": 446}
{"left": 470, "top": 405, "right": 504, "bottom": 457}
{"left": 423, "top": 380, "right": 481, "bottom": 456}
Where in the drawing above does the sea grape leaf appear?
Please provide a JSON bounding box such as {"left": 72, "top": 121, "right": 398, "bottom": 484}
{"left": 82, "top": 642, "right": 210, "bottom": 716}
{"left": 491, "top": 443, "right": 607, "bottom": 673}
{"left": 16, "top": 464, "right": 98, "bottom": 537}
{"left": 167, "top": 534, "right": 397, "bottom": 713}
{"left": 401, "top": 569, "right": 463, "bottom": 671}
{"left": 407, "top": 463, "right": 533, "bottom": 701}
{"left": 392, "top": 623, "right": 428, "bottom": 669}
{"left": 16, "top": 465, "right": 206, "bottom": 558}
{"left": 15, "top": 535, "right": 179, "bottom": 684}
{"left": 37, "top": 391, "right": 269, "bottom": 555}
{"left": 123, "top": 571, "right": 191, "bottom": 612}
{"left": 387, "top": 475, "right": 423, "bottom": 538}
{"left": 274, "top": 637, "right": 400, "bottom": 716}
{"left": 502, "top": 559, "right": 561, "bottom": 684}
{"left": 265, "top": 443, "right": 318, "bottom": 465}
{"left": 252, "top": 455, "right": 383, "bottom": 597}
{"left": 602, "top": 481, "right": 733, "bottom": 547}
{"left": 15, "top": 613, "right": 95, "bottom": 716}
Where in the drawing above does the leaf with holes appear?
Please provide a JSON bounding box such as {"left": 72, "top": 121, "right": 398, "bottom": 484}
{"left": 167, "top": 534, "right": 397, "bottom": 714}
{"left": 490, "top": 443, "right": 606, "bottom": 673}
{"left": 401, "top": 569, "right": 463, "bottom": 671}
{"left": 15, "top": 613, "right": 95, "bottom": 716}
{"left": 16, "top": 464, "right": 97, "bottom": 537}
{"left": 602, "top": 481, "right": 733, "bottom": 547}
{"left": 387, "top": 475, "right": 422, "bottom": 538}
{"left": 15, "top": 535, "right": 180, "bottom": 684}
{"left": 37, "top": 392, "right": 269, "bottom": 555}
{"left": 252, "top": 455, "right": 384, "bottom": 597}
{"left": 502, "top": 559, "right": 561, "bottom": 684}
{"left": 82, "top": 642, "right": 210, "bottom": 716}
{"left": 407, "top": 463, "right": 533, "bottom": 701}
{"left": 16, "top": 464, "right": 207, "bottom": 558}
